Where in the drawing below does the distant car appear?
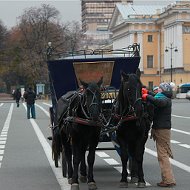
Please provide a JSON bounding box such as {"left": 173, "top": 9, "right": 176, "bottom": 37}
{"left": 186, "top": 90, "right": 190, "bottom": 100}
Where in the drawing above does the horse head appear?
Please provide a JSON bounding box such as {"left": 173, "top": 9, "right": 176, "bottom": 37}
{"left": 79, "top": 77, "right": 103, "bottom": 121}
{"left": 119, "top": 69, "right": 143, "bottom": 119}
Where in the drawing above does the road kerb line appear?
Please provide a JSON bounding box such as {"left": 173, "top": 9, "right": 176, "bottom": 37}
{"left": 23, "top": 104, "right": 70, "bottom": 190}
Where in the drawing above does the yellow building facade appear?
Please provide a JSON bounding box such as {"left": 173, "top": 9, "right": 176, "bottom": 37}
{"left": 109, "top": 1, "right": 190, "bottom": 90}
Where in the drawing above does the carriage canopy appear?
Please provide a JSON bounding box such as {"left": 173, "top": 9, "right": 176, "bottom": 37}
{"left": 47, "top": 43, "right": 140, "bottom": 101}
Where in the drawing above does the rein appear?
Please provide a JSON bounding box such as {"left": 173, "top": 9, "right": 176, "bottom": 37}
{"left": 65, "top": 88, "right": 102, "bottom": 127}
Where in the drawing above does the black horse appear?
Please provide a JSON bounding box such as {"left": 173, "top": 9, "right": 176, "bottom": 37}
{"left": 54, "top": 77, "right": 103, "bottom": 190}
{"left": 111, "top": 69, "right": 153, "bottom": 188}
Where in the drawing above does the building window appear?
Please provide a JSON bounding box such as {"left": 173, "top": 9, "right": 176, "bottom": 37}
{"left": 147, "top": 55, "right": 153, "bottom": 68}
{"left": 148, "top": 81, "right": 153, "bottom": 91}
{"left": 148, "top": 35, "right": 153, "bottom": 42}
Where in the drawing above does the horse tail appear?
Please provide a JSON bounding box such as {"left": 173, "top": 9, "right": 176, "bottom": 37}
{"left": 52, "top": 125, "right": 62, "bottom": 160}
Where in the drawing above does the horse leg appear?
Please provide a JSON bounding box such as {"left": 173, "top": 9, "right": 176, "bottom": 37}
{"left": 71, "top": 142, "right": 80, "bottom": 190}
{"left": 118, "top": 138, "right": 128, "bottom": 188}
{"left": 87, "top": 143, "right": 98, "bottom": 190}
{"left": 64, "top": 141, "right": 73, "bottom": 184}
{"left": 135, "top": 141, "right": 146, "bottom": 188}
{"left": 79, "top": 144, "right": 87, "bottom": 183}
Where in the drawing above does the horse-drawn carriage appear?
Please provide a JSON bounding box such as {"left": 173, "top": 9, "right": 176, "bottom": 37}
{"left": 46, "top": 43, "right": 152, "bottom": 189}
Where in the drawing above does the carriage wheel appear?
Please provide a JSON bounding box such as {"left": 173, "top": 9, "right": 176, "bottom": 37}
{"left": 62, "top": 147, "right": 67, "bottom": 177}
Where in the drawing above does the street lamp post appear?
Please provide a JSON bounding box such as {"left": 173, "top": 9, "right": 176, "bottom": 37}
{"left": 165, "top": 43, "right": 178, "bottom": 82}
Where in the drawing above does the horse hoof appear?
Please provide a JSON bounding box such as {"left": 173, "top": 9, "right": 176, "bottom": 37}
{"left": 137, "top": 182, "right": 146, "bottom": 188}
{"left": 131, "top": 177, "right": 138, "bottom": 183}
{"left": 88, "top": 182, "right": 97, "bottom": 190}
{"left": 71, "top": 183, "right": 79, "bottom": 190}
{"left": 119, "top": 182, "right": 128, "bottom": 188}
{"left": 68, "top": 178, "right": 72, "bottom": 184}
{"left": 80, "top": 175, "right": 87, "bottom": 183}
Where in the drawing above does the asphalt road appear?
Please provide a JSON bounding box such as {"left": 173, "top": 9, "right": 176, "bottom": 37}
{"left": 0, "top": 99, "right": 190, "bottom": 190}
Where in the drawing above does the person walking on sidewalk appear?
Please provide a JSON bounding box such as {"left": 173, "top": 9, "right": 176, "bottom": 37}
{"left": 142, "top": 82, "right": 176, "bottom": 187}
{"left": 14, "top": 88, "right": 21, "bottom": 107}
{"left": 24, "top": 87, "right": 36, "bottom": 119}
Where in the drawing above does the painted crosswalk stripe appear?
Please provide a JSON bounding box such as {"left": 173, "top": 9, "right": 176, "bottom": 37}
{"left": 1, "top": 132, "right": 7, "bottom": 135}
{"left": 171, "top": 140, "right": 180, "bottom": 144}
{"left": 0, "top": 137, "right": 6, "bottom": 141}
{"left": 0, "top": 103, "right": 14, "bottom": 169}
{"left": 179, "top": 144, "right": 190, "bottom": 149}
{"left": 0, "top": 145, "right": 5, "bottom": 149}
{"left": 0, "top": 134, "right": 7, "bottom": 137}
{"left": 96, "top": 151, "right": 110, "bottom": 158}
{"left": 104, "top": 158, "right": 120, "bottom": 165}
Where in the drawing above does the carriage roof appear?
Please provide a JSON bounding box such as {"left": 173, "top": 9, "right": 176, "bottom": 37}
{"left": 47, "top": 43, "right": 140, "bottom": 102}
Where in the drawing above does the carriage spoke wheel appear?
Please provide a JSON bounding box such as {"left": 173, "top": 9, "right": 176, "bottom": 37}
{"left": 62, "top": 147, "right": 67, "bottom": 177}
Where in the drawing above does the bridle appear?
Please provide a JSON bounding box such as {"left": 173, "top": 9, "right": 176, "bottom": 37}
{"left": 80, "top": 87, "right": 101, "bottom": 120}
{"left": 113, "top": 79, "right": 142, "bottom": 124}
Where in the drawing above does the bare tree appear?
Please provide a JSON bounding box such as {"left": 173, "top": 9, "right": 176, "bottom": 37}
{"left": 0, "top": 4, "right": 83, "bottom": 91}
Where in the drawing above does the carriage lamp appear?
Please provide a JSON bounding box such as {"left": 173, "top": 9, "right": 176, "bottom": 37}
{"left": 165, "top": 43, "right": 178, "bottom": 82}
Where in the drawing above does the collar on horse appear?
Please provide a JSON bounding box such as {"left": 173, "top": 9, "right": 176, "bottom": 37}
{"left": 115, "top": 97, "right": 142, "bottom": 122}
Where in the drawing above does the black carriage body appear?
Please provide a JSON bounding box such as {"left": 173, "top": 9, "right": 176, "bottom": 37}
{"left": 48, "top": 56, "right": 140, "bottom": 101}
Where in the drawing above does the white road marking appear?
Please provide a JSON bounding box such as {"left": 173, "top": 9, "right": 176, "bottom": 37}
{"left": 23, "top": 104, "right": 70, "bottom": 190}
{"left": 0, "top": 103, "right": 4, "bottom": 107}
{"left": 172, "top": 114, "right": 190, "bottom": 119}
{"left": 114, "top": 166, "right": 122, "bottom": 173}
{"left": 179, "top": 144, "right": 190, "bottom": 149}
{"left": 0, "top": 137, "right": 7, "bottom": 141}
{"left": 145, "top": 147, "right": 190, "bottom": 173}
{"left": 171, "top": 140, "right": 180, "bottom": 144}
{"left": 0, "top": 103, "right": 13, "bottom": 168}
{"left": 35, "top": 104, "right": 50, "bottom": 117}
{"left": 104, "top": 158, "right": 120, "bottom": 165}
{"left": 1, "top": 132, "right": 7, "bottom": 135}
{"left": 96, "top": 151, "right": 110, "bottom": 158}
{"left": 0, "top": 141, "right": 6, "bottom": 145}
{"left": 0, "top": 134, "right": 7, "bottom": 137}
{"left": 37, "top": 103, "right": 190, "bottom": 186}
{"left": 0, "top": 145, "right": 5, "bottom": 149}
{"left": 172, "top": 128, "right": 190, "bottom": 135}
{"left": 43, "top": 102, "right": 52, "bottom": 106}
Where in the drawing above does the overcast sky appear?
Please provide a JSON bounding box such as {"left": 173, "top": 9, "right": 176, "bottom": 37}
{"left": 0, "top": 0, "right": 81, "bottom": 29}
{"left": 0, "top": 0, "right": 177, "bottom": 29}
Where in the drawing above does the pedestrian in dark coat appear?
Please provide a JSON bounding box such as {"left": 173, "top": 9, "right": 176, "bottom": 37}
{"left": 142, "top": 82, "right": 176, "bottom": 187}
{"left": 24, "top": 87, "right": 36, "bottom": 119}
{"left": 14, "top": 88, "right": 21, "bottom": 107}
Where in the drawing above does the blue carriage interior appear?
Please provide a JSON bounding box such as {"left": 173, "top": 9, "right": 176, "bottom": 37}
{"left": 47, "top": 51, "right": 140, "bottom": 101}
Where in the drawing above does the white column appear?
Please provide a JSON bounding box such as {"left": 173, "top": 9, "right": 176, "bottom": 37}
{"left": 137, "top": 32, "right": 143, "bottom": 71}
{"left": 175, "top": 24, "right": 183, "bottom": 68}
